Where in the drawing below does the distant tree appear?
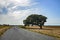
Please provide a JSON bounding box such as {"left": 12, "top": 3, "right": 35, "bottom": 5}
{"left": 23, "top": 14, "right": 47, "bottom": 29}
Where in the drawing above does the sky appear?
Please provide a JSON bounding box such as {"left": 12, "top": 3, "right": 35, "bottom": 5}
{"left": 0, "top": 0, "right": 60, "bottom": 25}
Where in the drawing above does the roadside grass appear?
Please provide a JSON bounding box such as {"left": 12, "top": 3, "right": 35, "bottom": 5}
{"left": 0, "top": 25, "right": 12, "bottom": 36}
{"left": 19, "top": 26, "right": 60, "bottom": 40}
{"left": 18, "top": 25, "right": 26, "bottom": 28}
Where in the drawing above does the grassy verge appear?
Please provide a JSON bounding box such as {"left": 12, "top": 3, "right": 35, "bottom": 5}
{"left": 19, "top": 26, "right": 60, "bottom": 40}
{"left": 18, "top": 25, "right": 26, "bottom": 29}
{"left": 0, "top": 25, "right": 12, "bottom": 36}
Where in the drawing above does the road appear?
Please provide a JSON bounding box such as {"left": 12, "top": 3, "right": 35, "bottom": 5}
{"left": 0, "top": 27, "right": 56, "bottom": 40}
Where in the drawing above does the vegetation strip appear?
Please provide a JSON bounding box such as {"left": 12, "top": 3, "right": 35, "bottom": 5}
{"left": 19, "top": 26, "right": 60, "bottom": 40}
{"left": 0, "top": 26, "right": 11, "bottom": 36}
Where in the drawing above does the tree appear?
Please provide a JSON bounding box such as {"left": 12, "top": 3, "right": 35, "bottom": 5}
{"left": 23, "top": 14, "right": 47, "bottom": 29}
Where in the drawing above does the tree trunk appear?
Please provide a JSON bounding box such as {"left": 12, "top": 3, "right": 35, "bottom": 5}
{"left": 40, "top": 26, "right": 42, "bottom": 29}
{"left": 31, "top": 24, "right": 33, "bottom": 26}
{"left": 39, "top": 24, "right": 42, "bottom": 29}
{"left": 38, "top": 24, "right": 42, "bottom": 29}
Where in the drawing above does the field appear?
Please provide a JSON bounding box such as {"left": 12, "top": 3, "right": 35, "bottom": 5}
{"left": 0, "top": 25, "right": 11, "bottom": 36}
{"left": 24, "top": 26, "right": 60, "bottom": 40}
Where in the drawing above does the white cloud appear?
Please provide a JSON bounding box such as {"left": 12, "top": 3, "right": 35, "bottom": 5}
{"left": 0, "top": 0, "right": 36, "bottom": 13}
{"left": 0, "top": 0, "right": 31, "bottom": 6}
{"left": 0, "top": 7, "right": 40, "bottom": 25}
{"left": 0, "top": 0, "right": 38, "bottom": 25}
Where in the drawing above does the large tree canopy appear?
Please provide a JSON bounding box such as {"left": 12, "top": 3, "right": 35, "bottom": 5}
{"left": 23, "top": 14, "right": 47, "bottom": 29}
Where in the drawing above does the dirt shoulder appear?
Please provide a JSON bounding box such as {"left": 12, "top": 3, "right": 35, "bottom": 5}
{"left": 23, "top": 26, "right": 60, "bottom": 40}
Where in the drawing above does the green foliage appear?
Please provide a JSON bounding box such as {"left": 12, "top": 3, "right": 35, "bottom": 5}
{"left": 23, "top": 14, "right": 47, "bottom": 29}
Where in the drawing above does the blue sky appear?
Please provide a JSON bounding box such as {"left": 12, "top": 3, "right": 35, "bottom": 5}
{"left": 0, "top": 0, "right": 60, "bottom": 25}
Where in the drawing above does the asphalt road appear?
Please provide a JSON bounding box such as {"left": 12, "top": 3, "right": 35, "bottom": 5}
{"left": 0, "top": 27, "right": 57, "bottom": 40}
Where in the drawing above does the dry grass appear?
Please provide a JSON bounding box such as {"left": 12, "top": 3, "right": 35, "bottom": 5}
{"left": 25, "top": 26, "right": 60, "bottom": 40}
{"left": 0, "top": 26, "right": 11, "bottom": 36}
